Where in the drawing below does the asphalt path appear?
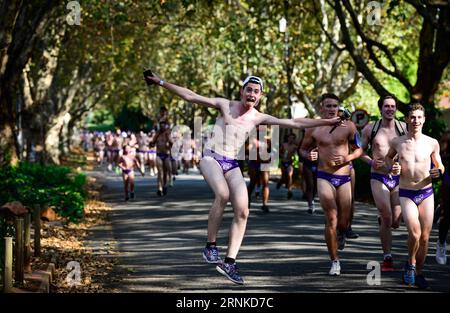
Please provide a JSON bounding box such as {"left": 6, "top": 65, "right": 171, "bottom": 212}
{"left": 87, "top": 168, "right": 450, "bottom": 293}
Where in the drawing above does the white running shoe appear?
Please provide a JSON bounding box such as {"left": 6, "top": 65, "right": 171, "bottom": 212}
{"left": 329, "top": 260, "right": 341, "bottom": 276}
{"left": 436, "top": 240, "right": 447, "bottom": 265}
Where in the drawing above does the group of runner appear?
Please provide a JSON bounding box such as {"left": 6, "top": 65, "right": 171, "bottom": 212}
{"left": 135, "top": 72, "right": 449, "bottom": 289}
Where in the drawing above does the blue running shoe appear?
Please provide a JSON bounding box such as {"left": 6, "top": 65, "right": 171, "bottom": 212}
{"left": 202, "top": 246, "right": 220, "bottom": 264}
{"left": 216, "top": 261, "right": 244, "bottom": 285}
{"left": 403, "top": 262, "right": 416, "bottom": 286}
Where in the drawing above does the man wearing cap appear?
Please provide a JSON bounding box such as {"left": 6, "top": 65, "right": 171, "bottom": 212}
{"left": 145, "top": 72, "right": 341, "bottom": 285}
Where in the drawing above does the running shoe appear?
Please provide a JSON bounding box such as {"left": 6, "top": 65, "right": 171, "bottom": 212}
{"left": 403, "top": 262, "right": 416, "bottom": 286}
{"left": 261, "top": 205, "right": 270, "bottom": 213}
{"left": 216, "top": 261, "right": 244, "bottom": 285}
{"left": 287, "top": 190, "right": 293, "bottom": 199}
{"left": 415, "top": 274, "right": 430, "bottom": 290}
{"left": 307, "top": 205, "right": 315, "bottom": 215}
{"left": 202, "top": 246, "right": 221, "bottom": 264}
{"left": 345, "top": 227, "right": 359, "bottom": 239}
{"left": 329, "top": 260, "right": 341, "bottom": 276}
{"left": 130, "top": 192, "right": 135, "bottom": 199}
{"left": 163, "top": 187, "right": 168, "bottom": 195}
{"left": 381, "top": 256, "right": 394, "bottom": 272}
{"left": 436, "top": 240, "right": 447, "bottom": 265}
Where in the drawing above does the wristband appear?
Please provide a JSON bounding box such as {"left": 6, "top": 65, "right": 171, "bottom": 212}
{"left": 159, "top": 80, "right": 165, "bottom": 86}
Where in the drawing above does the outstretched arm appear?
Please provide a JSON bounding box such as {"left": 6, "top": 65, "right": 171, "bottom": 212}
{"left": 259, "top": 114, "right": 340, "bottom": 128}
{"left": 145, "top": 71, "right": 227, "bottom": 109}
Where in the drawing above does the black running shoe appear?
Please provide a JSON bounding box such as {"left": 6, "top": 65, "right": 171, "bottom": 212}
{"left": 345, "top": 227, "right": 359, "bottom": 239}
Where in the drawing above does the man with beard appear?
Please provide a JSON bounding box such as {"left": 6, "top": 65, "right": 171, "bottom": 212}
{"left": 361, "top": 95, "right": 407, "bottom": 271}
{"left": 145, "top": 72, "right": 341, "bottom": 285}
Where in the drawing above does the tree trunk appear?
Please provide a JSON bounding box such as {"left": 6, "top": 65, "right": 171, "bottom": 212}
{"left": 44, "top": 112, "right": 69, "bottom": 164}
{"left": 0, "top": 1, "right": 59, "bottom": 165}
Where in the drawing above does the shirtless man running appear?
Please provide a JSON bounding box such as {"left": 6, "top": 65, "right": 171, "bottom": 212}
{"left": 385, "top": 103, "right": 444, "bottom": 289}
{"left": 299, "top": 93, "right": 362, "bottom": 276}
{"left": 145, "top": 72, "right": 340, "bottom": 284}
{"left": 361, "top": 95, "right": 407, "bottom": 271}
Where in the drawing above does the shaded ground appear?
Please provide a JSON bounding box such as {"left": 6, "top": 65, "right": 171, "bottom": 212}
{"left": 88, "top": 168, "right": 450, "bottom": 293}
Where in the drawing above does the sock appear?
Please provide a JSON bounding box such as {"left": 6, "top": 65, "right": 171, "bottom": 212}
{"left": 206, "top": 242, "right": 216, "bottom": 248}
{"left": 224, "top": 257, "right": 235, "bottom": 264}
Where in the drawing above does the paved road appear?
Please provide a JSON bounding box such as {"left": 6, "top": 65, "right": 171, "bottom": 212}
{"left": 87, "top": 168, "right": 450, "bottom": 293}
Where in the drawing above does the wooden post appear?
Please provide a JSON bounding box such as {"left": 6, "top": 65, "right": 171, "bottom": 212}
{"left": 15, "top": 217, "right": 24, "bottom": 285}
{"left": 33, "top": 204, "right": 41, "bottom": 257}
{"left": 24, "top": 213, "right": 32, "bottom": 273}
{"left": 3, "top": 237, "right": 13, "bottom": 292}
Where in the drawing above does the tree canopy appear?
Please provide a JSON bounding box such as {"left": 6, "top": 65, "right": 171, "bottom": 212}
{"left": 0, "top": 0, "right": 448, "bottom": 165}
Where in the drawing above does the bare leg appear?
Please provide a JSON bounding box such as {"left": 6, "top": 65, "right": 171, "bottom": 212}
{"left": 156, "top": 157, "right": 164, "bottom": 192}
{"left": 335, "top": 182, "right": 352, "bottom": 233}
{"left": 199, "top": 157, "right": 230, "bottom": 243}
{"left": 261, "top": 171, "right": 270, "bottom": 206}
{"left": 401, "top": 197, "right": 422, "bottom": 266}
{"left": 390, "top": 188, "right": 402, "bottom": 229}
{"left": 123, "top": 174, "right": 129, "bottom": 199}
{"left": 303, "top": 167, "right": 314, "bottom": 206}
{"left": 317, "top": 178, "right": 339, "bottom": 260}
{"left": 287, "top": 165, "right": 294, "bottom": 192}
{"left": 129, "top": 172, "right": 135, "bottom": 193}
{"left": 225, "top": 167, "right": 249, "bottom": 259}
{"left": 371, "top": 180, "right": 394, "bottom": 254}
{"left": 416, "top": 196, "right": 434, "bottom": 274}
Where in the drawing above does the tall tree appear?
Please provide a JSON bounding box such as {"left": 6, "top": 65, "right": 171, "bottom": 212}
{"left": 0, "top": 0, "right": 60, "bottom": 165}
{"left": 330, "top": 0, "right": 449, "bottom": 134}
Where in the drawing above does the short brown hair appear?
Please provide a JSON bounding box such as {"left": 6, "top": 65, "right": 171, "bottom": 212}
{"left": 407, "top": 102, "right": 425, "bottom": 117}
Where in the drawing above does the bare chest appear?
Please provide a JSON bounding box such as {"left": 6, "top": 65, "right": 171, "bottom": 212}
{"left": 314, "top": 126, "right": 348, "bottom": 148}
{"left": 372, "top": 128, "right": 398, "bottom": 153}
{"left": 398, "top": 140, "right": 432, "bottom": 164}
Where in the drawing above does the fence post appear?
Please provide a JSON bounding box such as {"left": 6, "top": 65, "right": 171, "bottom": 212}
{"left": 3, "top": 237, "right": 13, "bottom": 292}
{"left": 24, "top": 213, "right": 32, "bottom": 273}
{"left": 15, "top": 217, "right": 24, "bottom": 285}
{"left": 33, "top": 204, "right": 41, "bottom": 257}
